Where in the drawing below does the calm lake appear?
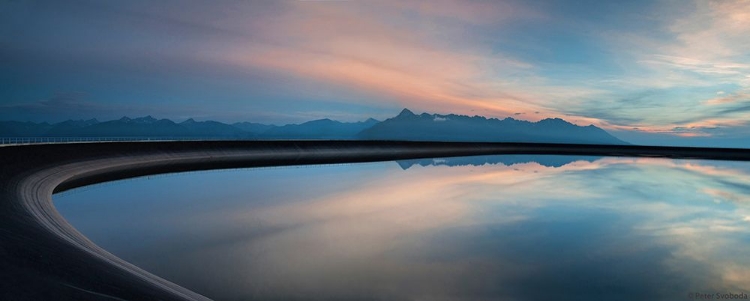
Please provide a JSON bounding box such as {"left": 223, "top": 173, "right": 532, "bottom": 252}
{"left": 54, "top": 155, "right": 750, "bottom": 301}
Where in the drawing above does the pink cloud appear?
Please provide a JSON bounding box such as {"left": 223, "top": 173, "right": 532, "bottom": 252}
{"left": 705, "top": 91, "right": 750, "bottom": 105}
{"left": 217, "top": 1, "right": 583, "bottom": 122}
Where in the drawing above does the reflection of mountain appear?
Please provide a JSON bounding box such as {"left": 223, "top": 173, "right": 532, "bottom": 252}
{"left": 397, "top": 155, "right": 602, "bottom": 169}
{"left": 360, "top": 109, "right": 627, "bottom": 144}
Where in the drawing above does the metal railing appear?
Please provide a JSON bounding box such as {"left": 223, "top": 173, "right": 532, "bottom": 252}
{"left": 0, "top": 136, "right": 252, "bottom": 146}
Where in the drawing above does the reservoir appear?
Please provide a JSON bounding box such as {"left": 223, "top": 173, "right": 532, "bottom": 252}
{"left": 54, "top": 155, "right": 750, "bottom": 301}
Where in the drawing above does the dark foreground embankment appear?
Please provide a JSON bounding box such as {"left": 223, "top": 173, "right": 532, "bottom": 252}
{"left": 1, "top": 140, "right": 749, "bottom": 300}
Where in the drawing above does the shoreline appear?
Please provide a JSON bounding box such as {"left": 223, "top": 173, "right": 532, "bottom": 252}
{"left": 2, "top": 141, "right": 750, "bottom": 300}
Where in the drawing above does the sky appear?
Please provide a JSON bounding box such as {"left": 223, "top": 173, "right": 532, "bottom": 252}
{"left": 1, "top": 0, "right": 750, "bottom": 146}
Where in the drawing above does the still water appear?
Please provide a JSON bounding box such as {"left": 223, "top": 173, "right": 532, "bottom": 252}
{"left": 54, "top": 155, "right": 750, "bottom": 301}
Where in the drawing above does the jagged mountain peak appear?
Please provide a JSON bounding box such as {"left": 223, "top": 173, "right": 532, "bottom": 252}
{"left": 397, "top": 108, "right": 416, "bottom": 118}
{"left": 538, "top": 117, "right": 566, "bottom": 122}
{"left": 132, "top": 116, "right": 157, "bottom": 123}
{"left": 359, "top": 109, "right": 627, "bottom": 145}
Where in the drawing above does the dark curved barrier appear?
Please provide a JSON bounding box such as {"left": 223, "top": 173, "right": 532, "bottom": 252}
{"left": 1, "top": 141, "right": 749, "bottom": 300}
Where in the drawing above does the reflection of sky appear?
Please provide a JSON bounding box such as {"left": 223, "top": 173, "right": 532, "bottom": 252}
{"left": 54, "top": 156, "right": 750, "bottom": 300}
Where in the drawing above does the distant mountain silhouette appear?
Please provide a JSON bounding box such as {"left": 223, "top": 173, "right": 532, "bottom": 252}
{"left": 359, "top": 109, "right": 626, "bottom": 144}
{"left": 0, "top": 109, "right": 628, "bottom": 144}
{"left": 45, "top": 119, "right": 100, "bottom": 136}
{"left": 231, "top": 122, "right": 275, "bottom": 134}
{"left": 46, "top": 116, "right": 193, "bottom": 137}
{"left": 0, "top": 116, "right": 379, "bottom": 139}
{"left": 397, "top": 154, "right": 602, "bottom": 169}
{"left": 258, "top": 118, "right": 379, "bottom": 139}
{"left": 179, "top": 119, "right": 248, "bottom": 137}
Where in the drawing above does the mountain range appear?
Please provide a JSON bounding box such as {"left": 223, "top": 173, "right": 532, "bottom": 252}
{"left": 360, "top": 109, "right": 625, "bottom": 144}
{"left": 0, "top": 109, "right": 627, "bottom": 144}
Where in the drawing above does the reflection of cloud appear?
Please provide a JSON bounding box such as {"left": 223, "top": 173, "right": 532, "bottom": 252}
{"left": 582, "top": 158, "right": 750, "bottom": 292}
{"left": 55, "top": 156, "right": 750, "bottom": 299}
{"left": 215, "top": 157, "right": 750, "bottom": 298}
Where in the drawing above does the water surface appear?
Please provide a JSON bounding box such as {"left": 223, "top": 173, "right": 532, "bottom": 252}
{"left": 54, "top": 155, "right": 750, "bottom": 301}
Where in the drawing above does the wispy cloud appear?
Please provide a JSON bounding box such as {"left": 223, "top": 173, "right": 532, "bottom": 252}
{"left": 221, "top": 0, "right": 557, "bottom": 120}
{"left": 547, "top": 0, "right": 750, "bottom": 137}
{"left": 3, "top": 0, "right": 750, "bottom": 143}
{"left": 705, "top": 91, "right": 750, "bottom": 105}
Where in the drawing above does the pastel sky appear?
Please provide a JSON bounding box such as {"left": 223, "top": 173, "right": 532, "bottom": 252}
{"left": 2, "top": 0, "right": 750, "bottom": 146}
